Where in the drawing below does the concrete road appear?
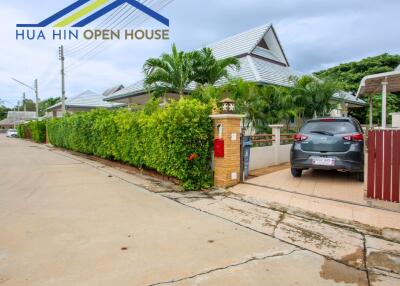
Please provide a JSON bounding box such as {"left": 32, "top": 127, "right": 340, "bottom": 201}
{"left": 0, "top": 134, "right": 394, "bottom": 285}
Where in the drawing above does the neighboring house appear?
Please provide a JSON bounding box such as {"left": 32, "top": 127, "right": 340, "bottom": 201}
{"left": 102, "top": 84, "right": 124, "bottom": 97}
{"left": 105, "top": 23, "right": 365, "bottom": 115}
{"left": 0, "top": 111, "right": 37, "bottom": 131}
{"left": 330, "top": 91, "right": 367, "bottom": 117}
{"left": 47, "top": 89, "right": 125, "bottom": 118}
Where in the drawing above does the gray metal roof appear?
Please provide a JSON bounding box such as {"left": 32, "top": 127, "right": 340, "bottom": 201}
{"left": 333, "top": 91, "right": 367, "bottom": 106}
{"left": 104, "top": 23, "right": 300, "bottom": 102}
{"left": 102, "top": 84, "right": 124, "bottom": 96}
{"left": 105, "top": 80, "right": 147, "bottom": 101}
{"left": 0, "top": 111, "right": 37, "bottom": 126}
{"left": 48, "top": 90, "right": 124, "bottom": 110}
{"left": 206, "top": 24, "right": 271, "bottom": 59}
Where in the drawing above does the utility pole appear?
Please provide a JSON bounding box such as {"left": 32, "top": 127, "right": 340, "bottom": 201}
{"left": 11, "top": 77, "right": 39, "bottom": 118}
{"left": 34, "top": 79, "right": 39, "bottom": 117}
{"left": 23, "top": 92, "right": 26, "bottom": 112}
{"left": 59, "top": 45, "right": 66, "bottom": 114}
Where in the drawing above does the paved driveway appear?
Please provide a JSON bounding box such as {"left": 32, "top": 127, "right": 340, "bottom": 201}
{"left": 247, "top": 168, "right": 365, "bottom": 204}
{"left": 0, "top": 135, "right": 398, "bottom": 285}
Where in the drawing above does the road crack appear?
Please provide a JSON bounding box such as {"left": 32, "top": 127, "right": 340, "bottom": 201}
{"left": 148, "top": 249, "right": 301, "bottom": 285}
{"left": 363, "top": 233, "right": 371, "bottom": 286}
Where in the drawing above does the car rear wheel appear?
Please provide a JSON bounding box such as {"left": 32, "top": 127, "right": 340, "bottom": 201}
{"left": 291, "top": 168, "right": 303, "bottom": 178}
{"left": 356, "top": 172, "right": 364, "bottom": 182}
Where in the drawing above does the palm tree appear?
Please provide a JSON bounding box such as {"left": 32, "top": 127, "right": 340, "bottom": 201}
{"left": 289, "top": 75, "right": 339, "bottom": 131}
{"left": 192, "top": 48, "right": 240, "bottom": 86}
{"left": 143, "top": 43, "right": 193, "bottom": 98}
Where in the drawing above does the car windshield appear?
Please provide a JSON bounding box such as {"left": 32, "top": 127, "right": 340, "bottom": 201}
{"left": 301, "top": 120, "right": 356, "bottom": 135}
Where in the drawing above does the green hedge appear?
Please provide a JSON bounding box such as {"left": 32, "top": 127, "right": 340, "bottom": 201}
{"left": 47, "top": 99, "right": 213, "bottom": 190}
{"left": 17, "top": 124, "right": 25, "bottom": 138}
{"left": 17, "top": 120, "right": 47, "bottom": 143}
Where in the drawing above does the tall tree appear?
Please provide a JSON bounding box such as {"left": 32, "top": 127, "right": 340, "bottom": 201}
{"left": 0, "top": 104, "right": 10, "bottom": 121}
{"left": 39, "top": 97, "right": 60, "bottom": 116}
{"left": 143, "top": 44, "right": 240, "bottom": 98}
{"left": 143, "top": 43, "right": 193, "bottom": 98}
{"left": 314, "top": 53, "right": 400, "bottom": 123}
{"left": 192, "top": 48, "right": 240, "bottom": 86}
{"left": 314, "top": 53, "right": 400, "bottom": 92}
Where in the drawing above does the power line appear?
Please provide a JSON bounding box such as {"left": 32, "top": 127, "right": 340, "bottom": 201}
{"left": 35, "top": 3, "right": 141, "bottom": 93}
{"left": 64, "top": 0, "right": 156, "bottom": 56}
{"left": 65, "top": 0, "right": 172, "bottom": 73}
{"left": 65, "top": 0, "right": 154, "bottom": 59}
{"left": 64, "top": 0, "right": 160, "bottom": 65}
{"left": 68, "top": 5, "right": 133, "bottom": 56}
{"left": 64, "top": 4, "right": 129, "bottom": 55}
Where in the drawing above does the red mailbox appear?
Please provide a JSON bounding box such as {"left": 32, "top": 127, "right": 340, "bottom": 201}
{"left": 214, "top": 138, "right": 224, "bottom": 157}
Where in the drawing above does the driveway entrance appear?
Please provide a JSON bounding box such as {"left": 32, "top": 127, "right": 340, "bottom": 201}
{"left": 232, "top": 166, "right": 400, "bottom": 230}
{"left": 246, "top": 168, "right": 365, "bottom": 205}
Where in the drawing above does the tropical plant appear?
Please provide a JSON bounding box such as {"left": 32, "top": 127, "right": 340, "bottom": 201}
{"left": 192, "top": 47, "right": 240, "bottom": 86}
{"left": 289, "top": 75, "right": 339, "bottom": 130}
{"left": 143, "top": 43, "right": 194, "bottom": 98}
{"left": 191, "top": 79, "right": 293, "bottom": 133}
{"left": 143, "top": 44, "right": 240, "bottom": 98}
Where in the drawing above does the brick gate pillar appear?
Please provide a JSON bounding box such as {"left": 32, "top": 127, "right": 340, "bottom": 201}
{"left": 209, "top": 113, "right": 245, "bottom": 188}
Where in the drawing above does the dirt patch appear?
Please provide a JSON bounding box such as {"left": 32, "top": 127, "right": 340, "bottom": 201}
{"left": 248, "top": 163, "right": 290, "bottom": 177}
{"left": 281, "top": 222, "right": 339, "bottom": 249}
{"left": 368, "top": 251, "right": 400, "bottom": 274}
{"left": 227, "top": 205, "right": 249, "bottom": 215}
{"left": 341, "top": 247, "right": 364, "bottom": 268}
{"left": 50, "top": 147, "right": 183, "bottom": 190}
{"left": 319, "top": 259, "right": 368, "bottom": 286}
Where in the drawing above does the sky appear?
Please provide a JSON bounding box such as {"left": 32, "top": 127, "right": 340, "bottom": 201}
{"left": 1, "top": 0, "right": 400, "bottom": 107}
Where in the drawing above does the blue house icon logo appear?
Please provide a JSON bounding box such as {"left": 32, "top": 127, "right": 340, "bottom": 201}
{"left": 17, "top": 0, "right": 169, "bottom": 28}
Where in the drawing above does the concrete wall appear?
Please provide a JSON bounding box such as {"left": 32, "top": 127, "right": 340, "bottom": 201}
{"left": 249, "top": 144, "right": 292, "bottom": 171}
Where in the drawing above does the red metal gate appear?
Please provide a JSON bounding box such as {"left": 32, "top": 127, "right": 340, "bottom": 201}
{"left": 368, "top": 129, "right": 400, "bottom": 202}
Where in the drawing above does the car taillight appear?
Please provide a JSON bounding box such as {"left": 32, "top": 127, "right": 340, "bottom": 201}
{"left": 294, "top": 134, "right": 308, "bottom": 142}
{"left": 343, "top": 133, "right": 364, "bottom": 142}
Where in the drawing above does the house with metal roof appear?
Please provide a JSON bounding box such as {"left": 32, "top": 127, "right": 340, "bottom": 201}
{"left": 0, "top": 111, "right": 37, "bottom": 131}
{"left": 47, "top": 90, "right": 125, "bottom": 118}
{"left": 105, "top": 23, "right": 365, "bottom": 114}
{"left": 102, "top": 84, "right": 124, "bottom": 97}
{"left": 330, "top": 91, "right": 367, "bottom": 117}
{"left": 105, "top": 24, "right": 301, "bottom": 104}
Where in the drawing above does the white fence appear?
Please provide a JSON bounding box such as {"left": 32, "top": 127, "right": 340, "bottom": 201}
{"left": 249, "top": 144, "right": 292, "bottom": 171}
{"left": 248, "top": 125, "right": 293, "bottom": 171}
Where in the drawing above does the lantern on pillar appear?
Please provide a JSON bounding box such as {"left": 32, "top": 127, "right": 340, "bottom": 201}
{"left": 220, "top": 98, "right": 236, "bottom": 114}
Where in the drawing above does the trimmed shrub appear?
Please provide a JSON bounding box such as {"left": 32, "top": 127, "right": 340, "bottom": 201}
{"left": 17, "top": 120, "right": 46, "bottom": 143}
{"left": 17, "top": 124, "right": 25, "bottom": 138}
{"left": 47, "top": 98, "right": 213, "bottom": 190}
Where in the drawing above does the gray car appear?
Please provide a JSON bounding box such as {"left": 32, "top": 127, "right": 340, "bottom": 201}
{"left": 290, "top": 118, "right": 364, "bottom": 181}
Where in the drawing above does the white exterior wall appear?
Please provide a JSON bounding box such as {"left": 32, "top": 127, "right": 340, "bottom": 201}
{"left": 330, "top": 102, "right": 348, "bottom": 117}
{"left": 249, "top": 144, "right": 292, "bottom": 171}
{"left": 392, "top": 114, "right": 400, "bottom": 128}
